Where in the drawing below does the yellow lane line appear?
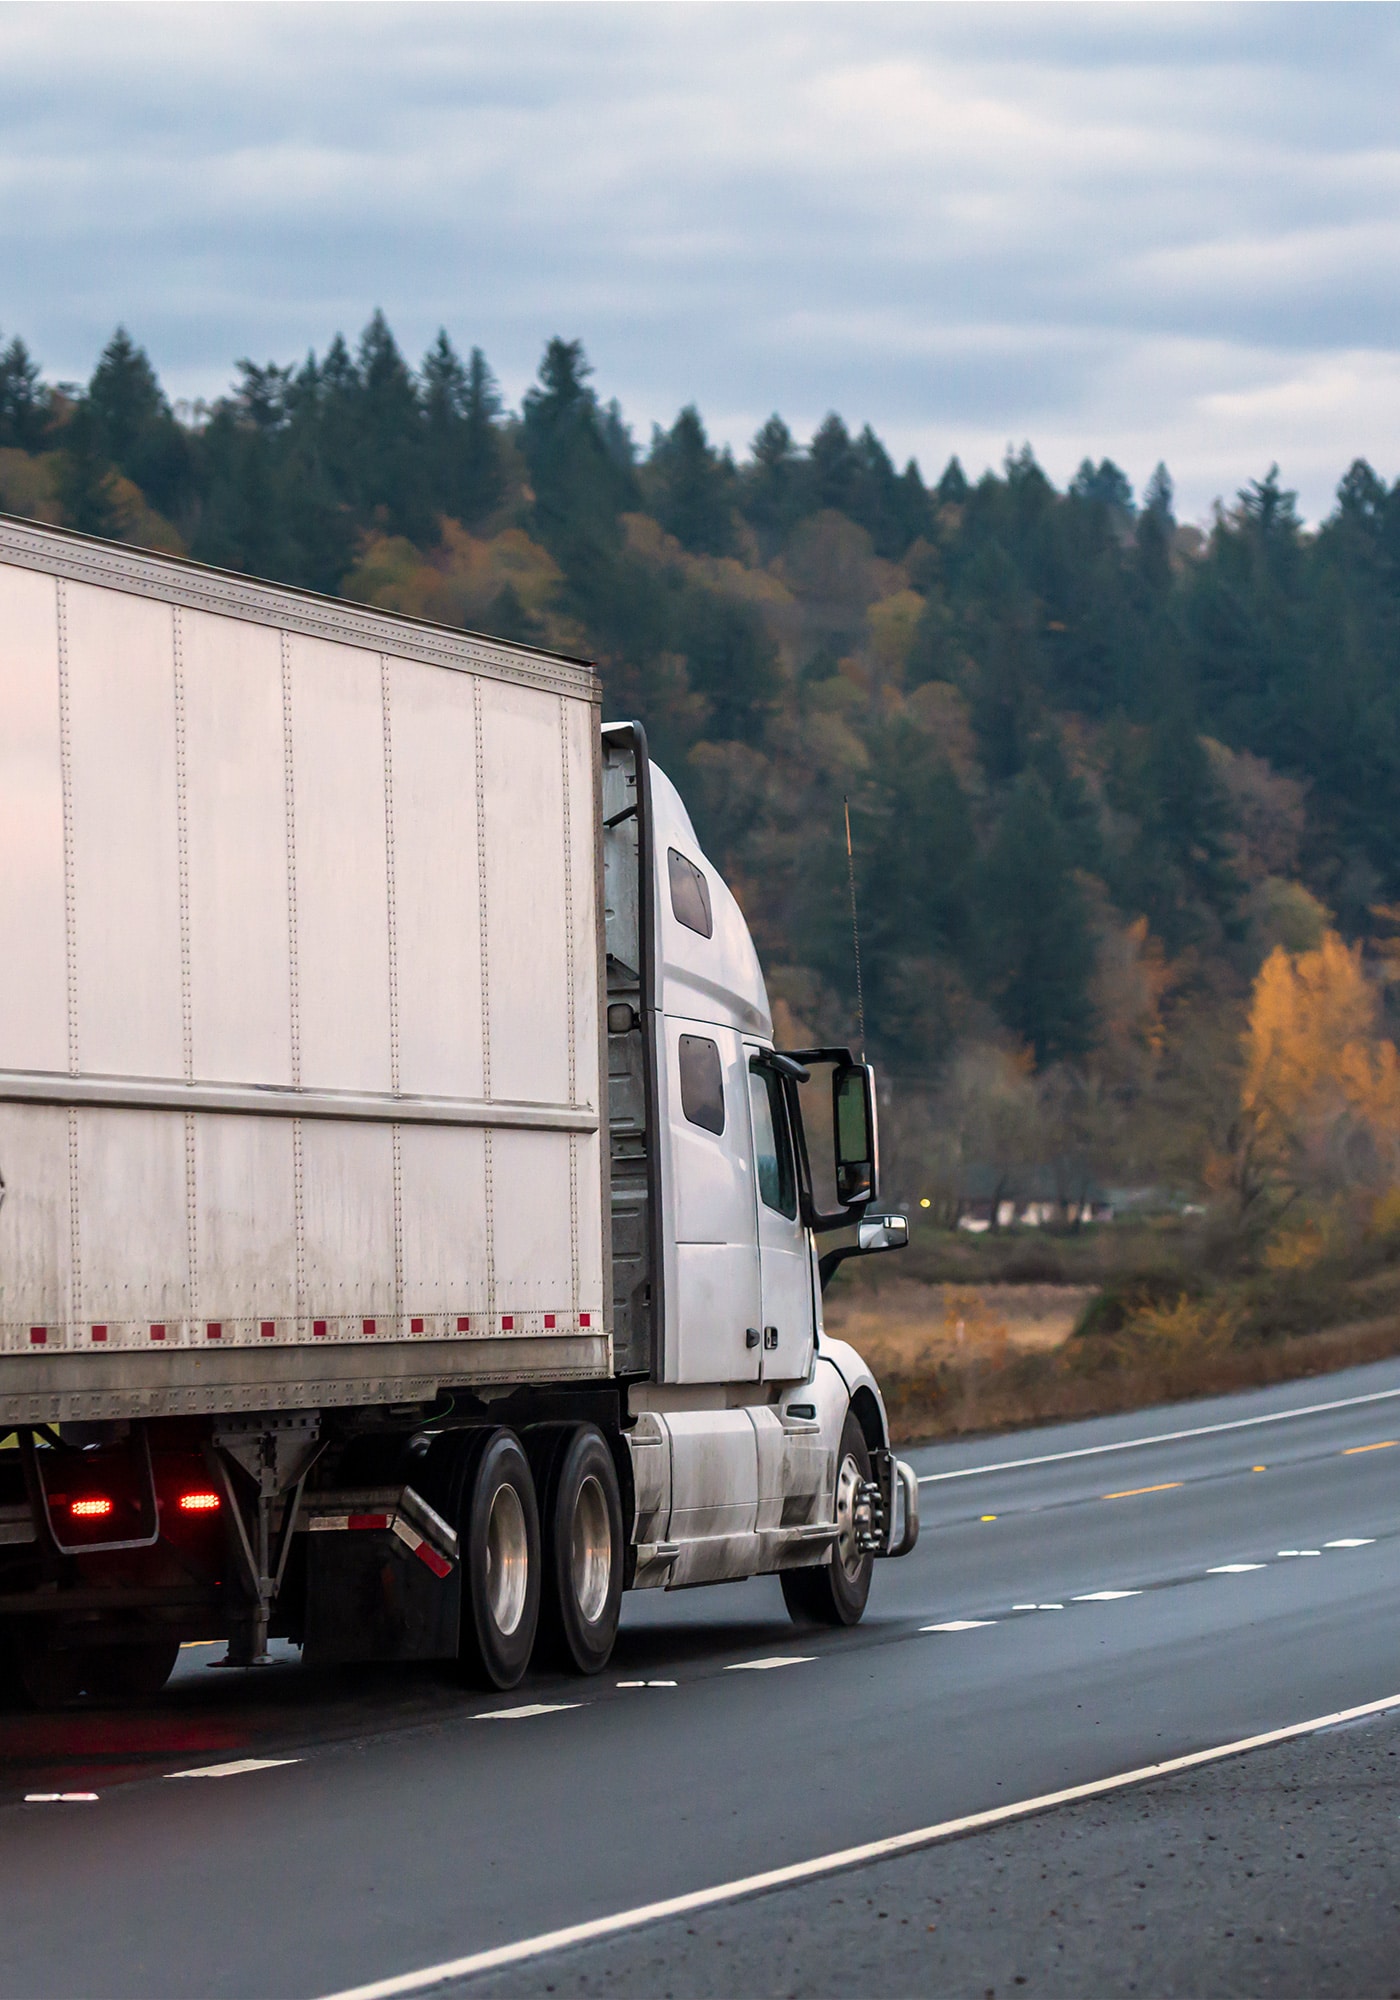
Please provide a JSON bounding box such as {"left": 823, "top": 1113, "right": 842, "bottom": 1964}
{"left": 1343, "top": 1440, "right": 1398, "bottom": 1455}
{"left": 1102, "top": 1482, "right": 1184, "bottom": 1500}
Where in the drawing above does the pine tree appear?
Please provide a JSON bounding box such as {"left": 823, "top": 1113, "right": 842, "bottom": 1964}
{"left": 976, "top": 772, "right": 1095, "bottom": 1064}
{"left": 0, "top": 336, "right": 48, "bottom": 449}
{"left": 647, "top": 405, "right": 733, "bottom": 555}
{"left": 740, "top": 414, "right": 800, "bottom": 545}
{"left": 808, "top": 412, "right": 859, "bottom": 515}
{"left": 85, "top": 327, "right": 191, "bottom": 520}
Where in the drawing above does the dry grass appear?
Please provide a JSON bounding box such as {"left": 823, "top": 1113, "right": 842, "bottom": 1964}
{"left": 823, "top": 1279, "right": 1094, "bottom": 1379}
{"left": 874, "top": 1312, "right": 1400, "bottom": 1446}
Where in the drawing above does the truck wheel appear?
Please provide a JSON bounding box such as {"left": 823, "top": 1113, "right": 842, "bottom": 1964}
{"left": 87, "top": 1639, "right": 181, "bottom": 1703}
{"left": 537, "top": 1426, "right": 623, "bottom": 1675}
{"left": 781, "top": 1410, "right": 875, "bottom": 1628}
{"left": 457, "top": 1429, "right": 541, "bottom": 1691}
{"left": 12, "top": 1633, "right": 89, "bottom": 1708}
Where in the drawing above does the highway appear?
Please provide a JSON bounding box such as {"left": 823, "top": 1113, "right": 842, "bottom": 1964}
{"left": 4, "top": 1354, "right": 1400, "bottom": 1998}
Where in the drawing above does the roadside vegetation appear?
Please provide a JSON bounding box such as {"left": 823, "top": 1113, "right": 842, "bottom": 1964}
{"left": 6, "top": 317, "right": 1400, "bottom": 1434}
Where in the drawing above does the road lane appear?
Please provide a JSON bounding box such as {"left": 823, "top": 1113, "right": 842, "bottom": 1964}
{"left": 2, "top": 1355, "right": 1400, "bottom": 1997}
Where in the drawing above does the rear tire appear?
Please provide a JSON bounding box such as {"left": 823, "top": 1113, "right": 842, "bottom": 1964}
{"left": 536, "top": 1426, "right": 623, "bottom": 1675}
{"left": 456, "top": 1429, "right": 541, "bottom": 1691}
{"left": 781, "top": 1410, "right": 875, "bottom": 1628}
{"left": 87, "top": 1639, "right": 181, "bottom": 1703}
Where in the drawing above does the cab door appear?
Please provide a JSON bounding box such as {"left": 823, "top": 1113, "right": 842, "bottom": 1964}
{"left": 746, "top": 1052, "right": 815, "bottom": 1383}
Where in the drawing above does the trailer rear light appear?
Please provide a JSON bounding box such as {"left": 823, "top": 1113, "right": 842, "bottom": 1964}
{"left": 178, "top": 1491, "right": 221, "bottom": 1513}
{"left": 69, "top": 1497, "right": 113, "bottom": 1520}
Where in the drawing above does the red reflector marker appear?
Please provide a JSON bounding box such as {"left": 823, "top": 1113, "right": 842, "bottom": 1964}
{"left": 544, "top": 1314, "right": 556, "bottom": 1329}
{"left": 456, "top": 1315, "right": 470, "bottom": 1332}
{"left": 150, "top": 1324, "right": 166, "bottom": 1341}
{"left": 501, "top": 1315, "right": 514, "bottom": 1331}
{"left": 313, "top": 1319, "right": 327, "bottom": 1338}
{"left": 260, "top": 1320, "right": 275, "bottom": 1339}
{"left": 29, "top": 1326, "right": 46, "bottom": 1345}
{"left": 580, "top": 1313, "right": 591, "bottom": 1328}
{"left": 206, "top": 1322, "right": 222, "bottom": 1340}
{"left": 70, "top": 1497, "right": 113, "bottom": 1520}
{"left": 362, "top": 1318, "right": 376, "bottom": 1337}
{"left": 411, "top": 1317, "right": 424, "bottom": 1333}
{"left": 178, "top": 1491, "right": 221, "bottom": 1514}
{"left": 91, "top": 1324, "right": 108, "bottom": 1343}
{"left": 347, "top": 1513, "right": 389, "bottom": 1532}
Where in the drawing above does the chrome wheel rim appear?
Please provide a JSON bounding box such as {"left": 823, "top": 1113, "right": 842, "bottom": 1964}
{"left": 570, "top": 1473, "right": 612, "bottom": 1625}
{"left": 834, "top": 1451, "right": 869, "bottom": 1581}
{"left": 485, "top": 1481, "right": 529, "bottom": 1636}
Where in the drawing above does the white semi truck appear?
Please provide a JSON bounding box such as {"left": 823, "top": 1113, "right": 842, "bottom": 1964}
{"left": 0, "top": 514, "right": 916, "bottom": 1702}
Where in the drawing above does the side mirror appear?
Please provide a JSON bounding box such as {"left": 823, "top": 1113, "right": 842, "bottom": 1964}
{"left": 816, "top": 1211, "right": 909, "bottom": 1292}
{"left": 833, "top": 1062, "right": 878, "bottom": 1209}
{"left": 857, "top": 1212, "right": 908, "bottom": 1254}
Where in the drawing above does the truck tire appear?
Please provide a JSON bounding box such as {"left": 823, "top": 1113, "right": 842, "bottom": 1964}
{"left": 87, "top": 1639, "right": 181, "bottom": 1703}
{"left": 536, "top": 1426, "right": 623, "bottom": 1675}
{"left": 457, "top": 1429, "right": 541, "bottom": 1691}
{"left": 781, "top": 1410, "right": 875, "bottom": 1628}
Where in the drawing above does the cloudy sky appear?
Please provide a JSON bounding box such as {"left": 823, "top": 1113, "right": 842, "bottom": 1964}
{"left": 1, "top": 2, "right": 1397, "bottom": 519}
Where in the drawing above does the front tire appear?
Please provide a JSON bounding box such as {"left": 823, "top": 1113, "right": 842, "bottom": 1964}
{"left": 457, "top": 1429, "right": 541, "bottom": 1691}
{"left": 781, "top": 1410, "right": 875, "bottom": 1627}
{"left": 536, "top": 1426, "right": 624, "bottom": 1675}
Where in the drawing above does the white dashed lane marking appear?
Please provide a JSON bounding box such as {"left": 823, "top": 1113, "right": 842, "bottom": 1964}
{"left": 166, "top": 1758, "right": 301, "bottom": 1778}
{"left": 1327, "top": 1537, "right": 1375, "bottom": 1547}
{"left": 725, "top": 1656, "right": 815, "bottom": 1672}
{"left": 24, "top": 1793, "right": 98, "bottom": 1803}
{"left": 921, "top": 1620, "right": 997, "bottom": 1632}
{"left": 474, "top": 1704, "right": 581, "bottom": 1721}
{"left": 1208, "top": 1563, "right": 1267, "bottom": 1574}
{"left": 1073, "top": 1589, "right": 1141, "bottom": 1601}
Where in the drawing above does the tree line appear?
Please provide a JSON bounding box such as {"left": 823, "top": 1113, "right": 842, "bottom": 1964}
{"left": 4, "top": 315, "right": 1400, "bottom": 1202}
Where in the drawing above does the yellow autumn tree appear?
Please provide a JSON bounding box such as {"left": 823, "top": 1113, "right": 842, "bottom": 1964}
{"left": 1233, "top": 931, "right": 1400, "bottom": 1216}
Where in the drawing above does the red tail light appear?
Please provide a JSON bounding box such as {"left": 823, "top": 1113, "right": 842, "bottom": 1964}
{"left": 69, "top": 1497, "right": 113, "bottom": 1520}
{"left": 178, "top": 1491, "right": 221, "bottom": 1514}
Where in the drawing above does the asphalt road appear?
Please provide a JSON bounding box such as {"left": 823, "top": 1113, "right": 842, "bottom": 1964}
{"left": 4, "top": 1354, "right": 1400, "bottom": 1998}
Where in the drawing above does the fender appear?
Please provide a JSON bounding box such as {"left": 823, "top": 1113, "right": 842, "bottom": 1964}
{"left": 816, "top": 1335, "right": 919, "bottom": 1558}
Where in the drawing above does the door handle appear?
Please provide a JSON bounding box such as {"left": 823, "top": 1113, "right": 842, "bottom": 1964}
{"left": 763, "top": 1326, "right": 779, "bottom": 1350}
{"left": 745, "top": 1328, "right": 761, "bottom": 1348}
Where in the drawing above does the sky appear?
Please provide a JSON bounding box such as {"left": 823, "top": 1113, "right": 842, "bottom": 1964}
{"left": 1, "top": 1, "right": 1398, "bottom": 521}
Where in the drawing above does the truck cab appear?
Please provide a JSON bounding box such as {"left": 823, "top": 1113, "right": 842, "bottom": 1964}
{"left": 602, "top": 723, "right": 918, "bottom": 1603}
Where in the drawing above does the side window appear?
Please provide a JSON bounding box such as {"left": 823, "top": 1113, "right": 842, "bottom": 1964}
{"left": 748, "top": 1063, "right": 797, "bottom": 1219}
{"left": 668, "top": 847, "right": 713, "bottom": 938}
{"left": 678, "top": 1034, "right": 725, "bottom": 1135}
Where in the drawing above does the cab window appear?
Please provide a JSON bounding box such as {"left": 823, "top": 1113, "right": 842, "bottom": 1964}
{"left": 679, "top": 1034, "right": 725, "bottom": 1134}
{"left": 668, "top": 848, "right": 713, "bottom": 938}
{"left": 748, "top": 1062, "right": 797, "bottom": 1219}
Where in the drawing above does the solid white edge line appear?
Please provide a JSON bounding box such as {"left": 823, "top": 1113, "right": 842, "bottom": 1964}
{"left": 314, "top": 1689, "right": 1400, "bottom": 2000}
{"left": 917, "top": 1383, "right": 1400, "bottom": 1483}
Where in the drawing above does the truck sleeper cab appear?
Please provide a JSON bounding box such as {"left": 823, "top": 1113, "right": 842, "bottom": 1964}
{"left": 0, "top": 518, "right": 915, "bottom": 1703}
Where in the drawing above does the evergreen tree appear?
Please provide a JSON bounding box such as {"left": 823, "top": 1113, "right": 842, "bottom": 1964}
{"left": 647, "top": 405, "right": 733, "bottom": 555}
{"left": 740, "top": 414, "right": 801, "bottom": 545}
{"left": 808, "top": 412, "right": 860, "bottom": 515}
{"left": 0, "top": 336, "right": 48, "bottom": 449}
{"left": 976, "top": 772, "right": 1096, "bottom": 1064}
{"left": 85, "top": 327, "right": 192, "bottom": 520}
{"left": 421, "top": 333, "right": 505, "bottom": 528}
{"left": 354, "top": 311, "right": 429, "bottom": 539}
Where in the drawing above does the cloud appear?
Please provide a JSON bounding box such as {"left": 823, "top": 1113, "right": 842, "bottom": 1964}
{"left": 0, "top": 2, "right": 1396, "bottom": 517}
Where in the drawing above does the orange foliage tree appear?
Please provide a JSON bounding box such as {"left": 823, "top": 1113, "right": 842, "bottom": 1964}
{"left": 1229, "top": 931, "right": 1400, "bottom": 1219}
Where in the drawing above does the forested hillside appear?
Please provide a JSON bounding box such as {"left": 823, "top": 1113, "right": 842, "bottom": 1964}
{"left": 4, "top": 316, "right": 1400, "bottom": 1207}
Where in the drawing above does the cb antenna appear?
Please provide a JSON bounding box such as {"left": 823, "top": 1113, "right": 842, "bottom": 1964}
{"left": 844, "top": 794, "right": 866, "bottom": 1062}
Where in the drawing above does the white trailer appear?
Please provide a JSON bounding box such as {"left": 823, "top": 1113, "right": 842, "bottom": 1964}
{"left": 0, "top": 515, "right": 915, "bottom": 1701}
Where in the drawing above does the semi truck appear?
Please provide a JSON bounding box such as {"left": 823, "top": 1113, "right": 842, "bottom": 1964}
{"left": 0, "top": 513, "right": 917, "bottom": 1703}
